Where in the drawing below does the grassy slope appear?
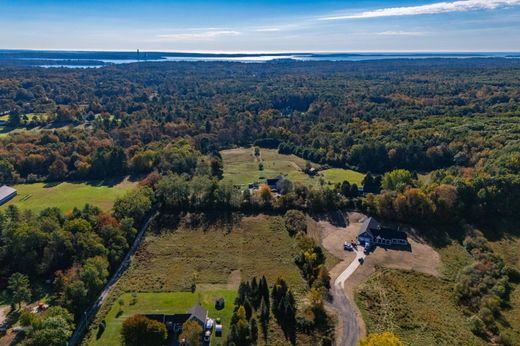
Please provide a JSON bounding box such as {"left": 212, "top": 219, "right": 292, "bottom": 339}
{"left": 117, "top": 215, "right": 306, "bottom": 294}
{"left": 88, "top": 215, "right": 312, "bottom": 345}
{"left": 1, "top": 178, "right": 138, "bottom": 213}
{"left": 221, "top": 148, "right": 364, "bottom": 188}
{"left": 356, "top": 242, "right": 486, "bottom": 346}
{"left": 92, "top": 290, "right": 237, "bottom": 346}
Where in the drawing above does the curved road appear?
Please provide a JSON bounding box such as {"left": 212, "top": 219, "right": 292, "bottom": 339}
{"left": 68, "top": 213, "right": 156, "bottom": 346}
{"left": 332, "top": 249, "right": 366, "bottom": 346}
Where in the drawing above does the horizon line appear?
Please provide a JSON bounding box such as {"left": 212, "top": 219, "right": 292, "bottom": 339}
{"left": 1, "top": 48, "right": 520, "bottom": 55}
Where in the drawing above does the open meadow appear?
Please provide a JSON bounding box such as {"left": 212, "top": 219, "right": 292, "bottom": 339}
{"left": 355, "top": 240, "right": 520, "bottom": 345}
{"left": 88, "top": 215, "right": 321, "bottom": 345}
{"left": 116, "top": 215, "right": 306, "bottom": 294}
{"left": 221, "top": 147, "right": 365, "bottom": 188}
{"left": 1, "top": 177, "right": 138, "bottom": 213}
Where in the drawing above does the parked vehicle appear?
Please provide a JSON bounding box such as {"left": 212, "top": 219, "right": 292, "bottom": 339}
{"left": 204, "top": 330, "right": 211, "bottom": 342}
{"left": 206, "top": 318, "right": 214, "bottom": 331}
{"left": 343, "top": 242, "right": 353, "bottom": 251}
{"left": 215, "top": 323, "right": 223, "bottom": 337}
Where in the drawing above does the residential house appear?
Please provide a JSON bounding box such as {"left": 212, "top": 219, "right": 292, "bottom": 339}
{"left": 146, "top": 303, "right": 208, "bottom": 335}
{"left": 357, "top": 217, "right": 408, "bottom": 247}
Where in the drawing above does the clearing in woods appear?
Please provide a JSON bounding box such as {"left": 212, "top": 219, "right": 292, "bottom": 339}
{"left": 0, "top": 177, "right": 138, "bottom": 213}
{"left": 89, "top": 215, "right": 328, "bottom": 345}
{"left": 221, "top": 147, "right": 365, "bottom": 188}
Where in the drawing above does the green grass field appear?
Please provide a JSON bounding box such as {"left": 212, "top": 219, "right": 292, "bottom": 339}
{"left": 319, "top": 168, "right": 365, "bottom": 186}
{"left": 91, "top": 289, "right": 237, "bottom": 346}
{"left": 1, "top": 178, "right": 138, "bottom": 213}
{"left": 221, "top": 147, "right": 364, "bottom": 188}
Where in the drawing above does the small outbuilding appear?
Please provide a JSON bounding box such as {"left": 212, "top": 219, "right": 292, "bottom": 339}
{"left": 215, "top": 297, "right": 225, "bottom": 310}
{"left": 0, "top": 185, "right": 16, "bottom": 206}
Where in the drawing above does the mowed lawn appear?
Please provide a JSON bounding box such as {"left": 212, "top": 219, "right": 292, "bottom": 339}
{"left": 221, "top": 147, "right": 364, "bottom": 188}
{"left": 1, "top": 177, "right": 138, "bottom": 213}
{"left": 319, "top": 168, "right": 365, "bottom": 186}
{"left": 91, "top": 290, "right": 237, "bottom": 346}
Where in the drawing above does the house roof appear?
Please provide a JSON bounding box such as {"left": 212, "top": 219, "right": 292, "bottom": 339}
{"left": 358, "top": 217, "right": 407, "bottom": 240}
{"left": 372, "top": 228, "right": 407, "bottom": 240}
{"left": 164, "top": 313, "right": 191, "bottom": 325}
{"left": 266, "top": 176, "right": 283, "bottom": 185}
{"left": 188, "top": 304, "right": 208, "bottom": 324}
{"left": 359, "top": 217, "right": 381, "bottom": 236}
{"left": 0, "top": 185, "right": 16, "bottom": 201}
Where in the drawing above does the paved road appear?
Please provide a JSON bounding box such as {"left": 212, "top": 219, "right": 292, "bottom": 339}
{"left": 332, "top": 249, "right": 366, "bottom": 346}
{"left": 68, "top": 213, "right": 155, "bottom": 346}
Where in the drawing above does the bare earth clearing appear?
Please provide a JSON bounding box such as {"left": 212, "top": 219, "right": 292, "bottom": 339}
{"left": 316, "top": 213, "right": 441, "bottom": 346}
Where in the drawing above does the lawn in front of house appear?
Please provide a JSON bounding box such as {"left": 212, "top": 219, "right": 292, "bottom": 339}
{"left": 91, "top": 289, "right": 237, "bottom": 346}
{"left": 1, "top": 177, "right": 138, "bottom": 213}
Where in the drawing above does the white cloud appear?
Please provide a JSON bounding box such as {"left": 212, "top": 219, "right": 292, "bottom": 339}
{"left": 157, "top": 30, "right": 241, "bottom": 41}
{"left": 376, "top": 31, "right": 426, "bottom": 36}
{"left": 321, "top": 0, "right": 520, "bottom": 20}
{"left": 255, "top": 27, "right": 281, "bottom": 32}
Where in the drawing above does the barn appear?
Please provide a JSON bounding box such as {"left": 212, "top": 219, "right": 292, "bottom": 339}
{"left": 0, "top": 185, "right": 17, "bottom": 206}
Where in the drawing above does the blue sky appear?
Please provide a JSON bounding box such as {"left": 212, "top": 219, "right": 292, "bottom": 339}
{"left": 1, "top": 0, "right": 520, "bottom": 52}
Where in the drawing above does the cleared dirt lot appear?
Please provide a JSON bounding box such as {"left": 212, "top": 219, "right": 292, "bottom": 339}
{"left": 317, "top": 212, "right": 441, "bottom": 344}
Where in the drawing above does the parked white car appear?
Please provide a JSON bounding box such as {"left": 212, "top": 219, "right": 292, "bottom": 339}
{"left": 205, "top": 318, "right": 214, "bottom": 331}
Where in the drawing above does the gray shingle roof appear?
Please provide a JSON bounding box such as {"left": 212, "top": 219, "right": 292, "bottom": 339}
{"left": 359, "top": 217, "right": 381, "bottom": 236}
{"left": 188, "top": 304, "right": 208, "bottom": 324}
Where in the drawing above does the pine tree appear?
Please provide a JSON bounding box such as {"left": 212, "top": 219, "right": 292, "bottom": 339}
{"left": 250, "top": 277, "right": 259, "bottom": 309}
{"left": 243, "top": 297, "right": 253, "bottom": 321}
{"left": 250, "top": 317, "right": 258, "bottom": 344}
{"left": 259, "top": 276, "right": 270, "bottom": 310}
{"left": 259, "top": 297, "right": 270, "bottom": 341}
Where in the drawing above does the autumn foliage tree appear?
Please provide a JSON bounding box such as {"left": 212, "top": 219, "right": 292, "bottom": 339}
{"left": 121, "top": 315, "right": 168, "bottom": 346}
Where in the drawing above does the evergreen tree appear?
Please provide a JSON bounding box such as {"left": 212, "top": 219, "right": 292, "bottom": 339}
{"left": 259, "top": 297, "right": 270, "bottom": 341}
{"left": 250, "top": 318, "right": 258, "bottom": 344}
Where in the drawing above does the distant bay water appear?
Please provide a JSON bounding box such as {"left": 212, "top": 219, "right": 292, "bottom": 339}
{"left": 1, "top": 50, "right": 519, "bottom": 68}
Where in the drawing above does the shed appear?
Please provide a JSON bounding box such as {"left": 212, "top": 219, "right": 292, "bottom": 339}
{"left": 215, "top": 297, "right": 225, "bottom": 310}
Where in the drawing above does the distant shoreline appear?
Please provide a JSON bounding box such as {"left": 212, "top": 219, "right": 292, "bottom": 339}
{"left": 1, "top": 50, "right": 520, "bottom": 68}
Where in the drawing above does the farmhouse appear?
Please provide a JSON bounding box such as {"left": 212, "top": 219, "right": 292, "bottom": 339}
{"left": 266, "top": 176, "right": 284, "bottom": 192}
{"left": 0, "top": 185, "right": 17, "bottom": 206}
{"left": 145, "top": 303, "right": 208, "bottom": 334}
{"left": 358, "top": 217, "right": 408, "bottom": 247}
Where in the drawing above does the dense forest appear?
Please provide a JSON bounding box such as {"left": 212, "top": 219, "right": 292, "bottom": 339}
{"left": 1, "top": 59, "right": 520, "bottom": 222}
{"left": 1, "top": 59, "right": 520, "bottom": 345}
